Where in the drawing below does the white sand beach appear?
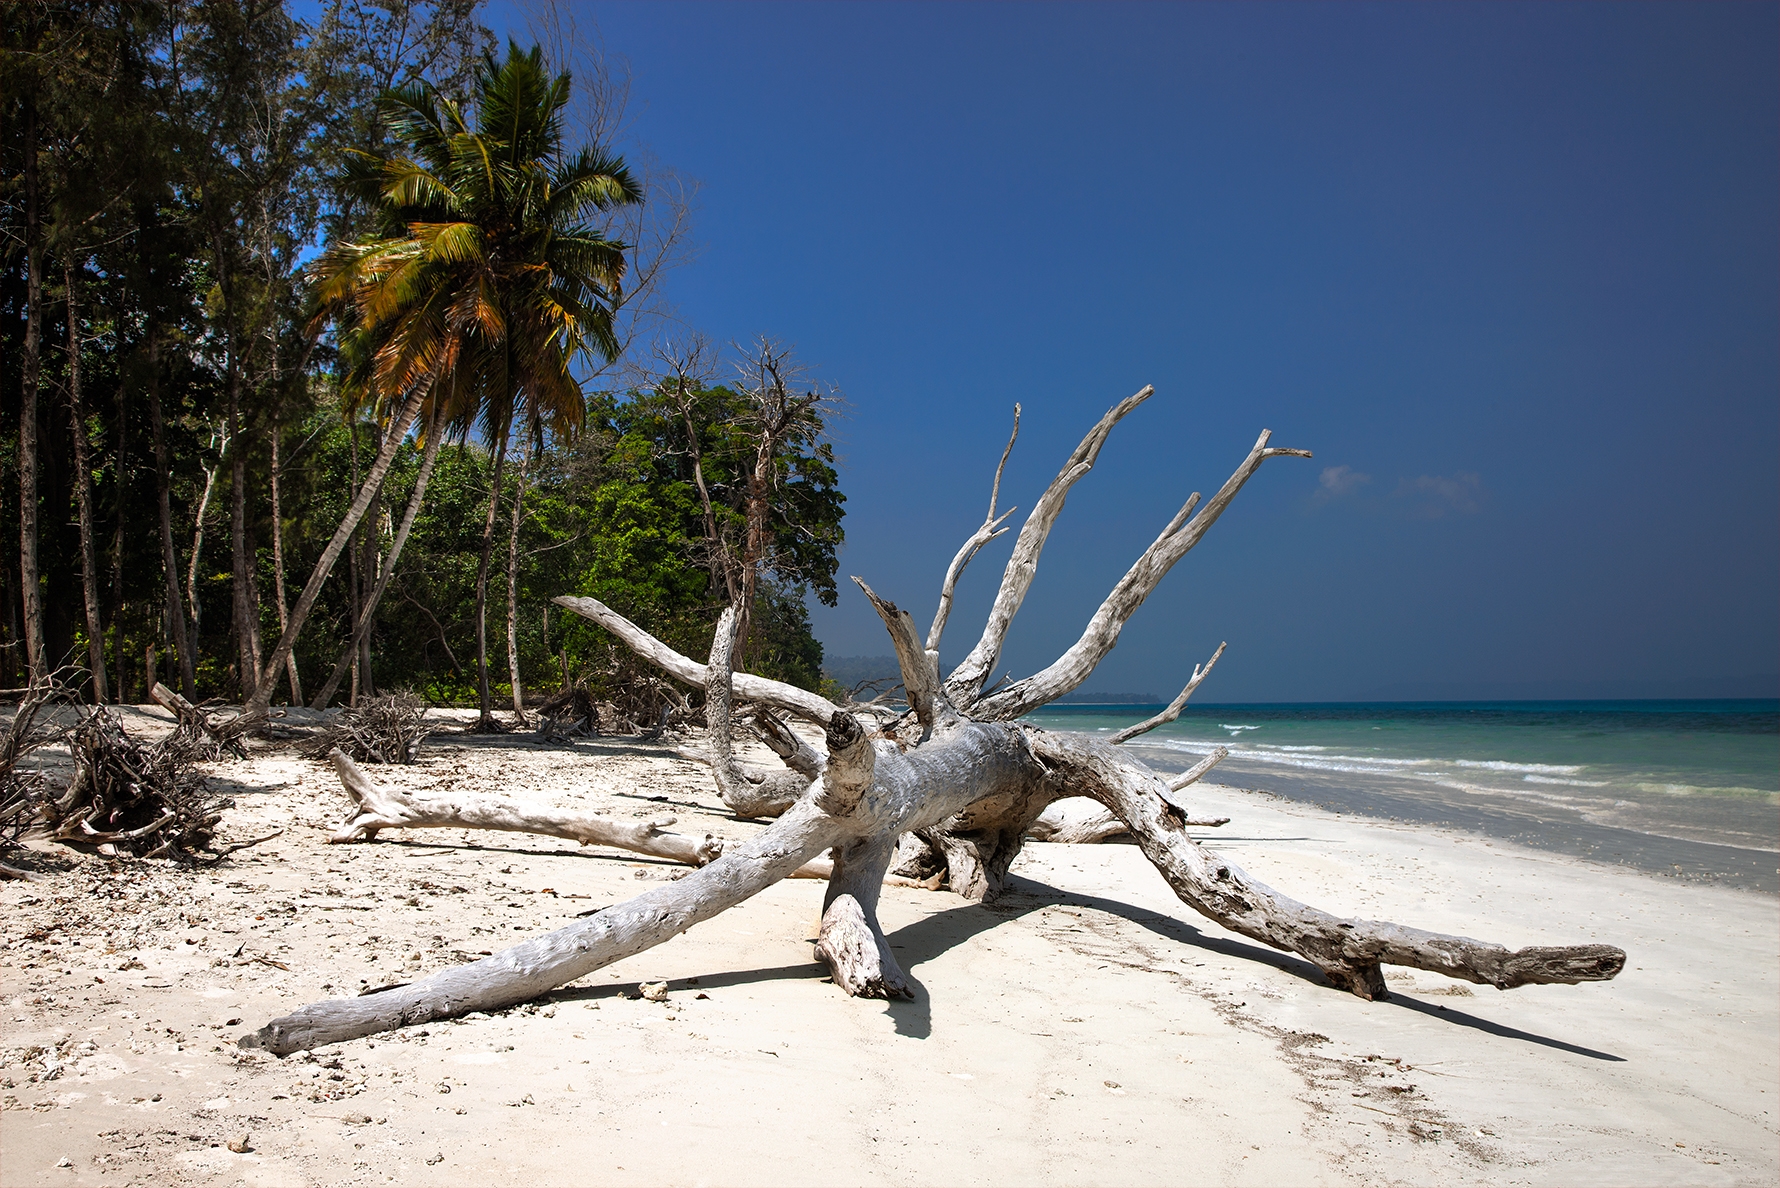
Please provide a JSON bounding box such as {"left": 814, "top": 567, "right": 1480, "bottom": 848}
{"left": 2, "top": 709, "right": 1775, "bottom": 1186}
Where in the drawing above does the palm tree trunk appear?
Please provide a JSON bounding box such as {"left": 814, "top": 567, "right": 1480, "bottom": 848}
{"left": 17, "top": 96, "right": 45, "bottom": 679}
{"left": 269, "top": 413, "right": 302, "bottom": 704}
{"left": 146, "top": 340, "right": 196, "bottom": 700}
{"left": 247, "top": 387, "right": 427, "bottom": 719}
{"left": 63, "top": 262, "right": 109, "bottom": 703}
{"left": 506, "top": 433, "right": 534, "bottom": 718}
{"left": 311, "top": 409, "right": 444, "bottom": 709}
{"left": 473, "top": 426, "right": 510, "bottom": 728}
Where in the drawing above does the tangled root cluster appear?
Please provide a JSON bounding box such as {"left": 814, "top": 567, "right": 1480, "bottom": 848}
{"left": 47, "top": 711, "right": 230, "bottom": 861}
{"left": 534, "top": 684, "right": 599, "bottom": 741}
{"left": 303, "top": 692, "right": 432, "bottom": 765}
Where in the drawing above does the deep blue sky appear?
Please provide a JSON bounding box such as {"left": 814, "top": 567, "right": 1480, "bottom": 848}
{"left": 493, "top": 1, "right": 1777, "bottom": 702}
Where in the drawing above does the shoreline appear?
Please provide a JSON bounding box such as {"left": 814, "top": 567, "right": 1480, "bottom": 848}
{"left": 1125, "top": 746, "right": 1780, "bottom": 896}
{"left": 0, "top": 708, "right": 1775, "bottom": 1185}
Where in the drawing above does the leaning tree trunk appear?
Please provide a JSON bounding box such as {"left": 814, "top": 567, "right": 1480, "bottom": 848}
{"left": 246, "top": 385, "right": 427, "bottom": 719}
{"left": 63, "top": 263, "right": 109, "bottom": 703}
{"left": 311, "top": 410, "right": 446, "bottom": 709}
{"left": 247, "top": 390, "right": 1625, "bottom": 1055}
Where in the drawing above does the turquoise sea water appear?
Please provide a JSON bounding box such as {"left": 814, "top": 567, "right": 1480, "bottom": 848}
{"left": 1023, "top": 700, "right": 1780, "bottom": 892}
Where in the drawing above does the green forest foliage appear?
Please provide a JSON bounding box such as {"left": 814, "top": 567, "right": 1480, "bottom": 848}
{"left": 0, "top": 1, "right": 843, "bottom": 707}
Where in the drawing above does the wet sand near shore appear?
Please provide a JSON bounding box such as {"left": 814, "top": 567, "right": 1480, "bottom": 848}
{"left": 1123, "top": 748, "right": 1780, "bottom": 895}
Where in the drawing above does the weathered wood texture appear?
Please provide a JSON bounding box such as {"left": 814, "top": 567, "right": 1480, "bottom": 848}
{"left": 327, "top": 750, "right": 721, "bottom": 866}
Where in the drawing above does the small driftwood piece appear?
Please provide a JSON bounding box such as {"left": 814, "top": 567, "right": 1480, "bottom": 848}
{"left": 327, "top": 750, "right": 722, "bottom": 866}
{"left": 150, "top": 682, "right": 261, "bottom": 759}
{"left": 249, "top": 391, "right": 1625, "bottom": 1056}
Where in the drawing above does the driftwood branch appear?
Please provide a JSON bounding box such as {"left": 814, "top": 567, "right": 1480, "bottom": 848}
{"left": 553, "top": 595, "right": 835, "bottom": 724}
{"left": 852, "top": 576, "right": 944, "bottom": 734}
{"left": 327, "top": 750, "right": 721, "bottom": 866}
{"left": 927, "top": 403, "right": 1021, "bottom": 653}
{"left": 1110, "top": 642, "right": 1227, "bottom": 744}
{"left": 1169, "top": 746, "right": 1229, "bottom": 792}
{"left": 946, "top": 386, "right": 1154, "bottom": 709}
{"left": 1028, "top": 730, "right": 1623, "bottom": 997}
{"left": 974, "top": 431, "right": 1310, "bottom": 721}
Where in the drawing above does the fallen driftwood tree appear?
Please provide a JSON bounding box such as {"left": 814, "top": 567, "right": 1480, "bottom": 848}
{"left": 150, "top": 682, "right": 263, "bottom": 760}
{"left": 246, "top": 389, "right": 1625, "bottom": 1054}
{"left": 327, "top": 749, "right": 721, "bottom": 865}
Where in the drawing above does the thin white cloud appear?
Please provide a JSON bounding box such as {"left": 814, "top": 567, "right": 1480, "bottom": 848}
{"left": 1395, "top": 471, "right": 1484, "bottom": 517}
{"left": 1313, "top": 464, "right": 1372, "bottom": 503}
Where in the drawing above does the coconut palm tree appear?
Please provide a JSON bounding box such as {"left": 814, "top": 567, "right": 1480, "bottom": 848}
{"left": 292, "top": 41, "right": 641, "bottom": 724}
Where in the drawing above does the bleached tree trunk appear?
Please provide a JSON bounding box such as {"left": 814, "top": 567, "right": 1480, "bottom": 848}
{"left": 327, "top": 751, "right": 720, "bottom": 865}
{"left": 247, "top": 391, "right": 1626, "bottom": 1056}
{"left": 269, "top": 414, "right": 303, "bottom": 705}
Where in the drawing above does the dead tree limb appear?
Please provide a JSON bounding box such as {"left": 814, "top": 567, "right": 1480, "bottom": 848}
{"left": 1169, "top": 747, "right": 1229, "bottom": 792}
{"left": 1110, "top": 643, "right": 1226, "bottom": 744}
{"left": 927, "top": 404, "right": 1021, "bottom": 654}
{"left": 946, "top": 386, "right": 1154, "bottom": 710}
{"left": 250, "top": 391, "right": 1625, "bottom": 1055}
{"left": 554, "top": 595, "right": 835, "bottom": 724}
{"left": 326, "top": 750, "right": 721, "bottom": 865}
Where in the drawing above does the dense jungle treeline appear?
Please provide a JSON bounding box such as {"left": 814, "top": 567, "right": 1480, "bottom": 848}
{"left": 1, "top": 1, "right": 845, "bottom": 718}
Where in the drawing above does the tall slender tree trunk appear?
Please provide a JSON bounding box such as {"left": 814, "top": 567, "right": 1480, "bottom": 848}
{"left": 358, "top": 419, "right": 382, "bottom": 697}
{"left": 473, "top": 427, "right": 510, "bottom": 728}
{"left": 17, "top": 97, "right": 45, "bottom": 679}
{"left": 63, "top": 263, "right": 109, "bottom": 703}
{"left": 247, "top": 386, "right": 427, "bottom": 718}
{"left": 146, "top": 344, "right": 197, "bottom": 701}
{"left": 506, "top": 432, "right": 534, "bottom": 718}
{"left": 311, "top": 408, "right": 444, "bottom": 709}
{"left": 109, "top": 343, "right": 127, "bottom": 701}
{"left": 227, "top": 359, "right": 259, "bottom": 702}
{"left": 269, "top": 413, "right": 302, "bottom": 704}
{"left": 347, "top": 421, "right": 363, "bottom": 705}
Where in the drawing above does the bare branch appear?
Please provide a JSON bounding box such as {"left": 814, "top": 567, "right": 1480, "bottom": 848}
{"left": 327, "top": 750, "right": 721, "bottom": 865}
{"left": 927, "top": 404, "right": 1021, "bottom": 652}
{"left": 552, "top": 595, "right": 836, "bottom": 724}
{"left": 852, "top": 577, "right": 943, "bottom": 734}
{"left": 973, "top": 431, "right": 1311, "bottom": 721}
{"left": 1110, "top": 642, "right": 1227, "bottom": 745}
{"left": 1029, "top": 731, "right": 1625, "bottom": 998}
{"left": 946, "top": 386, "right": 1154, "bottom": 708}
{"left": 1167, "top": 746, "right": 1229, "bottom": 792}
